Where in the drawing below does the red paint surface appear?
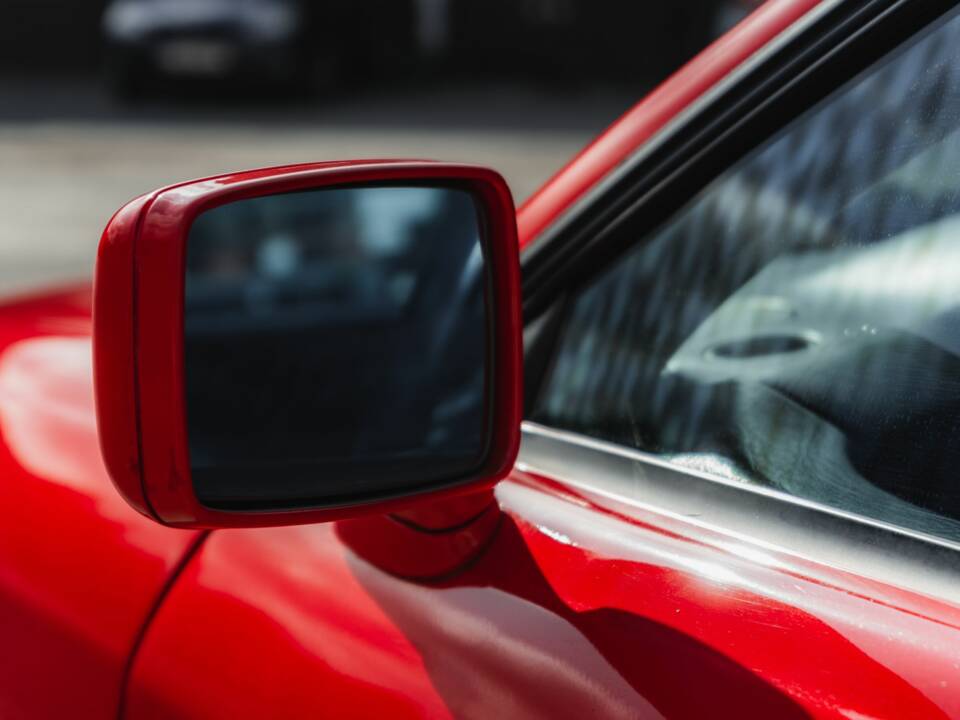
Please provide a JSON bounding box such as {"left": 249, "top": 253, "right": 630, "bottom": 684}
{"left": 0, "top": 287, "right": 199, "bottom": 718}
{"left": 94, "top": 194, "right": 151, "bottom": 518}
{"left": 125, "top": 474, "right": 960, "bottom": 719}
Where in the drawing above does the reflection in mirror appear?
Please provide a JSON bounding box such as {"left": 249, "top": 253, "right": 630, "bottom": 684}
{"left": 185, "top": 186, "right": 488, "bottom": 509}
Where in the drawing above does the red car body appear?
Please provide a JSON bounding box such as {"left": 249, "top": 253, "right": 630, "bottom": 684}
{"left": 3, "top": 0, "right": 960, "bottom": 718}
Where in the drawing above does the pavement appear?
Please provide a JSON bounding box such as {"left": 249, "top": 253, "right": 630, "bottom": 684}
{"left": 0, "top": 78, "right": 639, "bottom": 297}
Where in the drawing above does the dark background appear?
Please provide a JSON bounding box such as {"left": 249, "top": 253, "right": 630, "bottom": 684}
{"left": 3, "top": 1, "right": 728, "bottom": 80}
{"left": 1, "top": 1, "right": 109, "bottom": 76}
{"left": 0, "top": 0, "right": 754, "bottom": 296}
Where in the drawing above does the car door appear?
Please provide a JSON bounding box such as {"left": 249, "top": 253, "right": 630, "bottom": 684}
{"left": 122, "top": 1, "right": 960, "bottom": 718}
{"left": 0, "top": 286, "right": 203, "bottom": 720}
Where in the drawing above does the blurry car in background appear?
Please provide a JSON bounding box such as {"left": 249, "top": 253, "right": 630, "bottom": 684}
{"left": 101, "top": 0, "right": 416, "bottom": 99}
{"left": 99, "top": 0, "right": 761, "bottom": 101}
{"left": 102, "top": 0, "right": 306, "bottom": 98}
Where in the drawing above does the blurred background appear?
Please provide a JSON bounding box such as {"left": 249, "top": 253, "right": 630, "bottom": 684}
{"left": 1, "top": 0, "right": 758, "bottom": 296}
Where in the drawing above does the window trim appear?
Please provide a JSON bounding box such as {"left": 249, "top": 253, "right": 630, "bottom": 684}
{"left": 519, "top": 422, "right": 960, "bottom": 604}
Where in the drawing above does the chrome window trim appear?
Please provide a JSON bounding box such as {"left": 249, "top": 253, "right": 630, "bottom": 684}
{"left": 518, "top": 421, "right": 960, "bottom": 606}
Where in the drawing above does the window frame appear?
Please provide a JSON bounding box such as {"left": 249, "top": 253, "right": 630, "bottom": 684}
{"left": 518, "top": 0, "right": 960, "bottom": 588}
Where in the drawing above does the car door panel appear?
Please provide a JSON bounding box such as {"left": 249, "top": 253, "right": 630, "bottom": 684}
{"left": 0, "top": 287, "right": 202, "bottom": 719}
{"left": 123, "top": 522, "right": 453, "bottom": 720}
{"left": 498, "top": 471, "right": 960, "bottom": 718}
{"left": 125, "top": 460, "right": 960, "bottom": 719}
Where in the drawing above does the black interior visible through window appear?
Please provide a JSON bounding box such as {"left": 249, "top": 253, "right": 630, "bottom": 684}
{"left": 532, "top": 5, "right": 960, "bottom": 543}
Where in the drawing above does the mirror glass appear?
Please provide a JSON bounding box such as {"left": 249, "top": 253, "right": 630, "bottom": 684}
{"left": 184, "top": 185, "right": 488, "bottom": 509}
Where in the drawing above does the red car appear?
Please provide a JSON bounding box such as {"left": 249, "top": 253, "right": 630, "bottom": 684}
{"left": 5, "top": 0, "right": 960, "bottom": 718}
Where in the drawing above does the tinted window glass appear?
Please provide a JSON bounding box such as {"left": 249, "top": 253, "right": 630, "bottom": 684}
{"left": 534, "top": 10, "right": 960, "bottom": 542}
{"left": 185, "top": 186, "right": 488, "bottom": 509}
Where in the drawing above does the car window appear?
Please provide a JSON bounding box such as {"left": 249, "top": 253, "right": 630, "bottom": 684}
{"left": 532, "top": 8, "right": 960, "bottom": 543}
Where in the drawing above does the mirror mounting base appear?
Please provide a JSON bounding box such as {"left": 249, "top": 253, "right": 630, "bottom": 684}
{"left": 336, "top": 491, "right": 501, "bottom": 581}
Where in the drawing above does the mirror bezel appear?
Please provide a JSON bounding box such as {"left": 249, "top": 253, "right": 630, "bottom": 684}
{"left": 94, "top": 161, "right": 522, "bottom": 528}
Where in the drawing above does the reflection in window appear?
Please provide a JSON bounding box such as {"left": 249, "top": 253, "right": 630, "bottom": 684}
{"left": 534, "top": 9, "right": 960, "bottom": 542}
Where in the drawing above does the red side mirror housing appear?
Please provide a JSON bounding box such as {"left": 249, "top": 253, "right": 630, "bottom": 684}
{"left": 93, "top": 161, "right": 522, "bottom": 528}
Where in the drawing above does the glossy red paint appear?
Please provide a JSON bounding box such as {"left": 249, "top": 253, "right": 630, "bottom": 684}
{"left": 390, "top": 487, "right": 495, "bottom": 531}
{"left": 516, "top": 0, "right": 824, "bottom": 247}
{"left": 124, "top": 472, "right": 960, "bottom": 719}
{"left": 0, "top": 286, "right": 200, "bottom": 719}
{"left": 337, "top": 499, "right": 500, "bottom": 580}
{"left": 94, "top": 194, "right": 151, "bottom": 518}
{"left": 13, "top": 1, "right": 960, "bottom": 719}
{"left": 94, "top": 161, "right": 523, "bottom": 529}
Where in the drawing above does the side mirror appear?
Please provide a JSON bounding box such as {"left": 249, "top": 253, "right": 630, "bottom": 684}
{"left": 94, "top": 161, "right": 522, "bottom": 528}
